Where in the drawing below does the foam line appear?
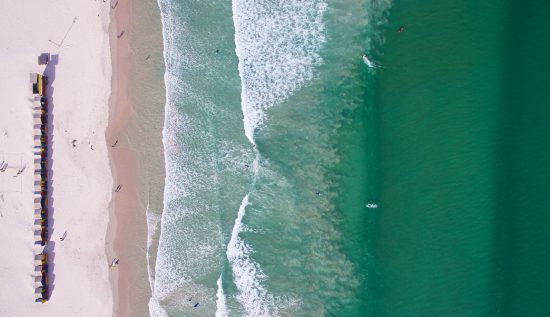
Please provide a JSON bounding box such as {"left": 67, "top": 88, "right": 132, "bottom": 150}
{"left": 226, "top": 192, "right": 277, "bottom": 316}
{"left": 231, "top": 0, "right": 327, "bottom": 144}
{"left": 226, "top": 1, "right": 327, "bottom": 314}
{"left": 150, "top": 1, "right": 171, "bottom": 316}
{"left": 215, "top": 274, "right": 229, "bottom": 317}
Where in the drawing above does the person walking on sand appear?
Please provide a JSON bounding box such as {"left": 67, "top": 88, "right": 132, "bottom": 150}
{"left": 13, "top": 167, "right": 25, "bottom": 177}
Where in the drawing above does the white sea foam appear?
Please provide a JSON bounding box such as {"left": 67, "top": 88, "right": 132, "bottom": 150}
{"left": 232, "top": 0, "right": 327, "bottom": 143}
{"left": 152, "top": 0, "right": 203, "bottom": 314}
{"left": 154, "top": 0, "right": 398, "bottom": 314}
{"left": 155, "top": 1, "right": 257, "bottom": 313}
{"left": 215, "top": 274, "right": 229, "bottom": 317}
{"left": 227, "top": 193, "right": 277, "bottom": 317}
{"left": 146, "top": 208, "right": 162, "bottom": 293}
{"left": 149, "top": 296, "right": 169, "bottom": 317}
{"left": 227, "top": 1, "right": 328, "bottom": 314}
{"left": 150, "top": 2, "right": 170, "bottom": 316}
{"left": 221, "top": 153, "right": 282, "bottom": 316}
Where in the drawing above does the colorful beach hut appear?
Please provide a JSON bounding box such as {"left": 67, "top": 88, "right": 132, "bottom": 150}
{"left": 31, "top": 62, "right": 51, "bottom": 303}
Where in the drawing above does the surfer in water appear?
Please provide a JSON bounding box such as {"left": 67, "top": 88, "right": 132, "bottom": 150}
{"left": 362, "top": 54, "right": 375, "bottom": 68}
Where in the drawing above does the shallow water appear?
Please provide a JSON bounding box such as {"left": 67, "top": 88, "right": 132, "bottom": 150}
{"left": 152, "top": 0, "right": 389, "bottom": 316}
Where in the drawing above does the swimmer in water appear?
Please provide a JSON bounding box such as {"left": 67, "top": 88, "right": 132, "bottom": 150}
{"left": 397, "top": 26, "right": 404, "bottom": 33}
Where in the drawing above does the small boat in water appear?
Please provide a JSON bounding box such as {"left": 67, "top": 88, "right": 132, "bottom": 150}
{"left": 366, "top": 203, "right": 378, "bottom": 209}
{"left": 362, "top": 54, "right": 375, "bottom": 68}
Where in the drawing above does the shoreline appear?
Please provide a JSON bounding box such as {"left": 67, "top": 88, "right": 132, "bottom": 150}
{"left": 106, "top": 0, "right": 166, "bottom": 316}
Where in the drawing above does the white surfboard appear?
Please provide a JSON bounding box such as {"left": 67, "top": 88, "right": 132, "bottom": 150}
{"left": 362, "top": 54, "right": 375, "bottom": 68}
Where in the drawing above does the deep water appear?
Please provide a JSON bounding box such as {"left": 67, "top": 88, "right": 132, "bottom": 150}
{"left": 370, "top": 1, "right": 550, "bottom": 316}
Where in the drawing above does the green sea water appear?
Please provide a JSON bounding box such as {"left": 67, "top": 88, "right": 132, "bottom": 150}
{"left": 151, "top": 0, "right": 550, "bottom": 316}
{"left": 362, "top": 1, "right": 550, "bottom": 316}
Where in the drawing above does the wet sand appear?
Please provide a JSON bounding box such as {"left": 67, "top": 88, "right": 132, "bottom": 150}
{"left": 106, "top": 0, "right": 166, "bottom": 316}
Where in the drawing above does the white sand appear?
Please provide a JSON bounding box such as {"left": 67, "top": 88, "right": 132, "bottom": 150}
{"left": 0, "top": 0, "right": 113, "bottom": 315}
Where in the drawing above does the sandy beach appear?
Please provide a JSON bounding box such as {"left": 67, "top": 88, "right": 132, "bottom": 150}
{"left": 0, "top": 0, "right": 114, "bottom": 315}
{"left": 106, "top": 0, "right": 166, "bottom": 315}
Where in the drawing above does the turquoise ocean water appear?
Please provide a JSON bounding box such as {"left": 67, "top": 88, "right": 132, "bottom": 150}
{"left": 149, "top": 0, "right": 550, "bottom": 316}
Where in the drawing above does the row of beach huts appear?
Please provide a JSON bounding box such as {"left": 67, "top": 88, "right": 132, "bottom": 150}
{"left": 30, "top": 53, "right": 50, "bottom": 303}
